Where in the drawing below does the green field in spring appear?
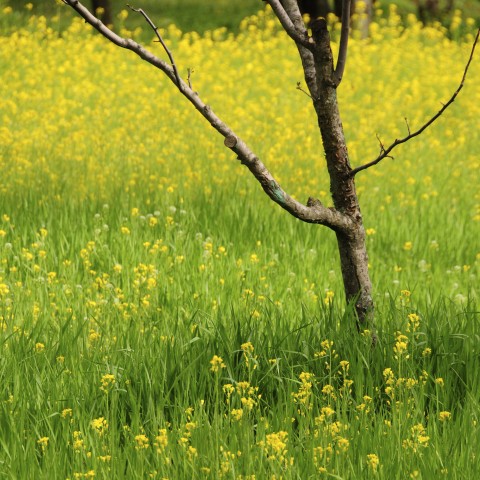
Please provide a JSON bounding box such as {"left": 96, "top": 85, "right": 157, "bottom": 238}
{"left": 0, "top": 2, "right": 479, "bottom": 479}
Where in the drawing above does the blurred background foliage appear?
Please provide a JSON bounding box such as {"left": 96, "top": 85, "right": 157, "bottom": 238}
{"left": 3, "top": 0, "right": 480, "bottom": 35}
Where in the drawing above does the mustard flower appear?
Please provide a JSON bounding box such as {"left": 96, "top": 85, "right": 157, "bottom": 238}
{"left": 100, "top": 374, "right": 115, "bottom": 393}
{"left": 37, "top": 436, "right": 49, "bottom": 453}
{"left": 439, "top": 411, "right": 452, "bottom": 422}
{"left": 367, "top": 453, "right": 380, "bottom": 472}
{"left": 154, "top": 429, "right": 168, "bottom": 453}
{"left": 91, "top": 417, "right": 108, "bottom": 435}
{"left": 135, "top": 434, "right": 150, "bottom": 449}
{"left": 210, "top": 355, "right": 226, "bottom": 373}
{"left": 231, "top": 408, "right": 244, "bottom": 421}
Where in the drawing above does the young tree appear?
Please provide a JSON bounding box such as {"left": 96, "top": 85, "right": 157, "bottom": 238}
{"left": 62, "top": 0, "right": 479, "bottom": 334}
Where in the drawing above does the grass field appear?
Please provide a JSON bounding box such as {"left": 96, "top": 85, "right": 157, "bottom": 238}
{"left": 1, "top": 3, "right": 480, "bottom": 479}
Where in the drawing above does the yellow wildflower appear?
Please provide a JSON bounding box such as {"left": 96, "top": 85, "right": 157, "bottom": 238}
{"left": 210, "top": 355, "right": 226, "bottom": 373}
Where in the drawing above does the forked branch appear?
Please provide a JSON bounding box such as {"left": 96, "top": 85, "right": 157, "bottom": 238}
{"left": 350, "top": 28, "right": 480, "bottom": 177}
{"left": 126, "top": 4, "right": 182, "bottom": 90}
{"left": 265, "top": 0, "right": 312, "bottom": 49}
{"left": 334, "top": 0, "right": 351, "bottom": 86}
{"left": 62, "top": 0, "right": 352, "bottom": 233}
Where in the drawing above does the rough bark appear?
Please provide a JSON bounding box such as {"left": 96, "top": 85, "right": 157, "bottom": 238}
{"left": 310, "top": 18, "right": 373, "bottom": 325}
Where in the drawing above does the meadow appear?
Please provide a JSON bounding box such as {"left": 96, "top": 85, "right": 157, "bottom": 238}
{"left": 0, "top": 2, "right": 479, "bottom": 479}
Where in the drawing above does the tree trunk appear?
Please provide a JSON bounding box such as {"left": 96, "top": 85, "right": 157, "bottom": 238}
{"left": 311, "top": 17, "right": 373, "bottom": 326}
{"left": 91, "top": 0, "right": 113, "bottom": 26}
{"left": 298, "top": 0, "right": 332, "bottom": 20}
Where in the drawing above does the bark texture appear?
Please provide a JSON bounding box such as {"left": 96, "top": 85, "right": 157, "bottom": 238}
{"left": 310, "top": 18, "right": 373, "bottom": 324}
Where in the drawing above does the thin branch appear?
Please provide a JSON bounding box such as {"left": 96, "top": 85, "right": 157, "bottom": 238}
{"left": 296, "top": 81, "right": 312, "bottom": 99}
{"left": 62, "top": 0, "right": 352, "bottom": 233}
{"left": 404, "top": 117, "right": 411, "bottom": 136}
{"left": 334, "top": 0, "right": 351, "bottom": 86}
{"left": 187, "top": 68, "right": 194, "bottom": 89}
{"left": 265, "top": 0, "right": 312, "bottom": 49}
{"left": 349, "top": 28, "right": 480, "bottom": 177}
{"left": 127, "top": 4, "right": 182, "bottom": 91}
{"left": 375, "top": 134, "right": 392, "bottom": 159}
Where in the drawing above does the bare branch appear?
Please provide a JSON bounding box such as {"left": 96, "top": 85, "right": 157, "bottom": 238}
{"left": 279, "top": 0, "right": 319, "bottom": 99}
{"left": 333, "top": 0, "right": 351, "bottom": 86}
{"left": 127, "top": 4, "right": 182, "bottom": 90}
{"left": 266, "top": 0, "right": 312, "bottom": 49}
{"left": 350, "top": 28, "right": 480, "bottom": 177}
{"left": 63, "top": 0, "right": 352, "bottom": 232}
{"left": 187, "top": 68, "right": 194, "bottom": 89}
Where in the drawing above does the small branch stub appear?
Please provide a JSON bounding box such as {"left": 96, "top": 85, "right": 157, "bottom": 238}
{"left": 224, "top": 135, "right": 238, "bottom": 148}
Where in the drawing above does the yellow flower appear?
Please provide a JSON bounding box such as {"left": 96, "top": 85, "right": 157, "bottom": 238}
{"left": 367, "top": 453, "right": 380, "bottom": 472}
{"left": 439, "top": 411, "right": 451, "bottom": 422}
{"left": 241, "top": 342, "right": 254, "bottom": 355}
{"left": 35, "top": 342, "right": 45, "bottom": 353}
{"left": 210, "top": 355, "right": 226, "bottom": 373}
{"left": 135, "top": 434, "right": 150, "bottom": 449}
{"left": 336, "top": 436, "right": 350, "bottom": 452}
{"left": 407, "top": 313, "right": 420, "bottom": 332}
{"left": 72, "top": 431, "right": 85, "bottom": 452}
{"left": 117, "top": 9, "right": 129, "bottom": 20}
{"left": 91, "top": 417, "right": 108, "bottom": 435}
{"left": 187, "top": 445, "right": 198, "bottom": 459}
{"left": 324, "top": 290, "right": 334, "bottom": 305}
{"left": 61, "top": 408, "right": 73, "bottom": 419}
{"left": 154, "top": 429, "right": 168, "bottom": 453}
{"left": 403, "top": 241, "right": 413, "bottom": 251}
{"left": 100, "top": 374, "right": 115, "bottom": 393}
{"left": 37, "top": 436, "right": 49, "bottom": 453}
{"left": 261, "top": 431, "right": 289, "bottom": 463}
{"left": 231, "top": 408, "right": 244, "bottom": 421}
{"left": 435, "top": 377, "right": 445, "bottom": 387}
{"left": 339, "top": 360, "right": 350, "bottom": 371}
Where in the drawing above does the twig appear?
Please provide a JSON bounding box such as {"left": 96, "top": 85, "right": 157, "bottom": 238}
{"left": 127, "top": 4, "right": 183, "bottom": 91}
{"left": 187, "top": 68, "right": 194, "bottom": 89}
{"left": 296, "top": 81, "right": 312, "bottom": 99}
{"left": 349, "top": 28, "right": 480, "bottom": 177}
{"left": 334, "top": 0, "right": 351, "bottom": 86}
{"left": 375, "top": 134, "right": 387, "bottom": 156}
{"left": 404, "top": 117, "right": 411, "bottom": 136}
